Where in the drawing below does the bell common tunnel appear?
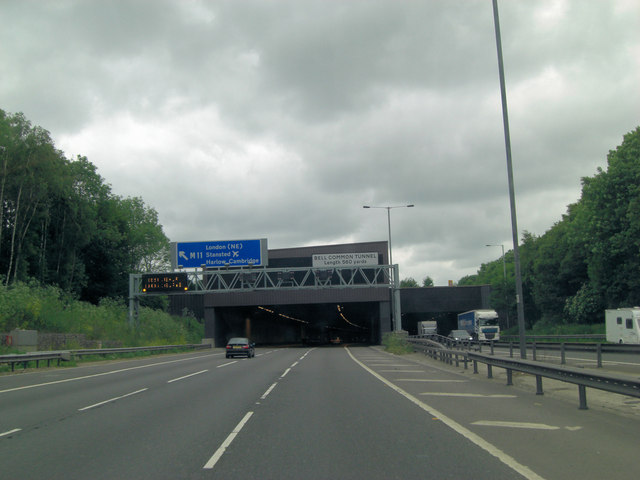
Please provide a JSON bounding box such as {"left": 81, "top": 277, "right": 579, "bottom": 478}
{"left": 133, "top": 241, "right": 491, "bottom": 346}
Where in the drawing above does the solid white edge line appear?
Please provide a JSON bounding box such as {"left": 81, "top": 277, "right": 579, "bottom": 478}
{"left": 78, "top": 388, "right": 148, "bottom": 411}
{"left": 0, "top": 353, "right": 219, "bottom": 394}
{"left": 1, "top": 428, "right": 22, "bottom": 437}
{"left": 167, "top": 369, "right": 208, "bottom": 383}
{"left": 344, "top": 347, "right": 546, "bottom": 480}
{"left": 203, "top": 411, "right": 254, "bottom": 470}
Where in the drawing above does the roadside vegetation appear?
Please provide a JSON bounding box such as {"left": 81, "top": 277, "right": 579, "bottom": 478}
{"left": 0, "top": 280, "right": 203, "bottom": 354}
{"left": 382, "top": 333, "right": 414, "bottom": 355}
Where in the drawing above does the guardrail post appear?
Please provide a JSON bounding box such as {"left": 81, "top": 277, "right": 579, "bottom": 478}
{"left": 455, "top": 354, "right": 459, "bottom": 367}
{"left": 533, "top": 341, "right": 537, "bottom": 361}
{"left": 596, "top": 343, "right": 602, "bottom": 368}
{"left": 473, "top": 360, "right": 478, "bottom": 374}
{"left": 578, "top": 385, "right": 588, "bottom": 410}
{"left": 536, "top": 375, "right": 544, "bottom": 395}
{"left": 487, "top": 365, "right": 493, "bottom": 379}
{"left": 463, "top": 356, "right": 468, "bottom": 370}
{"left": 561, "top": 343, "right": 566, "bottom": 364}
{"left": 506, "top": 368, "right": 513, "bottom": 386}
{"left": 509, "top": 342, "right": 513, "bottom": 357}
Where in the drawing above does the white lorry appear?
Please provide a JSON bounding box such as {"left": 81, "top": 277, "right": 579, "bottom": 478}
{"left": 457, "top": 309, "right": 500, "bottom": 341}
{"left": 417, "top": 320, "right": 437, "bottom": 336}
{"left": 605, "top": 307, "right": 640, "bottom": 344}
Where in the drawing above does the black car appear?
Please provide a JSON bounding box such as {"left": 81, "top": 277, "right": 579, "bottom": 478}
{"left": 225, "top": 337, "right": 255, "bottom": 358}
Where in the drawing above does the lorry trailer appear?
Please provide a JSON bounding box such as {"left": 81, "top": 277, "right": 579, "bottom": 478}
{"left": 457, "top": 309, "right": 500, "bottom": 341}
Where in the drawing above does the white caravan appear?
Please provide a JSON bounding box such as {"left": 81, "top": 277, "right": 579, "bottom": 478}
{"left": 605, "top": 308, "right": 640, "bottom": 344}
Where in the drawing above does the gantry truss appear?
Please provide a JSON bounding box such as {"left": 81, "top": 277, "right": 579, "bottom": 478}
{"left": 130, "top": 264, "right": 398, "bottom": 296}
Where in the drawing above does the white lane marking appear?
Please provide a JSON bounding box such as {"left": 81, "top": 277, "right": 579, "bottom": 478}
{"left": 167, "top": 370, "right": 208, "bottom": 383}
{"left": 261, "top": 383, "right": 278, "bottom": 400}
{"left": 0, "top": 428, "right": 22, "bottom": 438}
{"left": 346, "top": 348, "right": 546, "bottom": 480}
{"left": 369, "top": 363, "right": 414, "bottom": 366}
{"left": 380, "top": 370, "right": 425, "bottom": 373}
{"left": 217, "top": 361, "right": 237, "bottom": 368}
{"left": 290, "top": 361, "right": 299, "bottom": 368}
{"left": 420, "top": 392, "right": 517, "bottom": 398}
{"left": 396, "top": 379, "right": 468, "bottom": 383}
{"left": 472, "top": 421, "right": 581, "bottom": 431}
{"left": 78, "top": 388, "right": 148, "bottom": 411}
{"left": 299, "top": 348, "right": 316, "bottom": 360}
{"left": 203, "top": 411, "right": 254, "bottom": 470}
{"left": 0, "top": 354, "right": 218, "bottom": 394}
{"left": 472, "top": 421, "right": 557, "bottom": 430}
{"left": 281, "top": 368, "right": 291, "bottom": 378}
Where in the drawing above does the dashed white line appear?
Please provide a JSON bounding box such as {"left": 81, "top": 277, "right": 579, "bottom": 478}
{"left": 1, "top": 428, "right": 22, "bottom": 438}
{"left": 217, "top": 361, "right": 237, "bottom": 368}
{"left": 78, "top": 388, "right": 148, "bottom": 411}
{"left": 281, "top": 368, "right": 292, "bottom": 378}
{"left": 261, "top": 383, "right": 278, "bottom": 400}
{"left": 203, "top": 411, "right": 254, "bottom": 470}
{"left": 167, "top": 370, "right": 208, "bottom": 383}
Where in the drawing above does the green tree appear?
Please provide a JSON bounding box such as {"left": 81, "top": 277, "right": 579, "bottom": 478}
{"left": 422, "top": 276, "right": 434, "bottom": 287}
{"left": 578, "top": 127, "right": 640, "bottom": 308}
{"left": 0, "top": 109, "right": 171, "bottom": 304}
{"left": 400, "top": 277, "right": 419, "bottom": 288}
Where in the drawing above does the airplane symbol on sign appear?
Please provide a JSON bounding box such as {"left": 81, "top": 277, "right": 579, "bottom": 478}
{"left": 232, "top": 251, "right": 239, "bottom": 258}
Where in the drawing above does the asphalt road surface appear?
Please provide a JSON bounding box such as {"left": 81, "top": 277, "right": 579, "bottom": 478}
{"left": 1, "top": 346, "right": 638, "bottom": 479}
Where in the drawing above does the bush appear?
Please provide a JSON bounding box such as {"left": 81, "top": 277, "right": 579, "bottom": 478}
{"left": 0, "top": 280, "right": 203, "bottom": 347}
{"left": 382, "top": 332, "right": 414, "bottom": 354}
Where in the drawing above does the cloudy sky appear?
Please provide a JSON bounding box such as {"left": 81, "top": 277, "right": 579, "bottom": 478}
{"left": 1, "top": 0, "right": 639, "bottom": 285}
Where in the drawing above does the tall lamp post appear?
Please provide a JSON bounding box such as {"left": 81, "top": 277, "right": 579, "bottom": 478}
{"left": 486, "top": 244, "right": 509, "bottom": 329}
{"left": 363, "top": 204, "right": 414, "bottom": 332}
{"left": 492, "top": 0, "right": 527, "bottom": 358}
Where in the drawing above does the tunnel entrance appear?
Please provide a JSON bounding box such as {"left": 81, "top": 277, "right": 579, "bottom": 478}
{"left": 208, "top": 302, "right": 382, "bottom": 346}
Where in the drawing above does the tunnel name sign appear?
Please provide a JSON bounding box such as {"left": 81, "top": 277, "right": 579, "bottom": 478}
{"left": 172, "top": 239, "right": 267, "bottom": 269}
{"left": 312, "top": 252, "right": 379, "bottom": 267}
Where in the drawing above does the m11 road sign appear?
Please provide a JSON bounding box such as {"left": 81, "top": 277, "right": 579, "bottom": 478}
{"left": 172, "top": 239, "right": 267, "bottom": 269}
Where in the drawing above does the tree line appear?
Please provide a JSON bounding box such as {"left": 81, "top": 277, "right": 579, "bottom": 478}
{"left": 458, "top": 126, "right": 640, "bottom": 328}
{"left": 0, "top": 109, "right": 170, "bottom": 304}
{"left": 2, "top": 109, "right": 639, "bottom": 330}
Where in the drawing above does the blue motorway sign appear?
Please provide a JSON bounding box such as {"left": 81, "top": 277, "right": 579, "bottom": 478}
{"left": 172, "top": 239, "right": 267, "bottom": 269}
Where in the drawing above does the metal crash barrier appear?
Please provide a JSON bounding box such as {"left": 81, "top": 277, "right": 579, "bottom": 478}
{"left": 0, "top": 343, "right": 212, "bottom": 372}
{"left": 407, "top": 338, "right": 640, "bottom": 410}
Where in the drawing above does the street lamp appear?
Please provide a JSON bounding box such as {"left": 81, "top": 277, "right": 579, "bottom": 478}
{"left": 362, "top": 204, "right": 414, "bottom": 272}
{"left": 486, "top": 244, "right": 509, "bottom": 329}
{"left": 363, "top": 204, "right": 414, "bottom": 332}
{"left": 492, "top": 0, "right": 527, "bottom": 358}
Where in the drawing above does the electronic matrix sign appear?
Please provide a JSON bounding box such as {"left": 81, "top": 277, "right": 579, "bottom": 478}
{"left": 141, "top": 273, "right": 189, "bottom": 293}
